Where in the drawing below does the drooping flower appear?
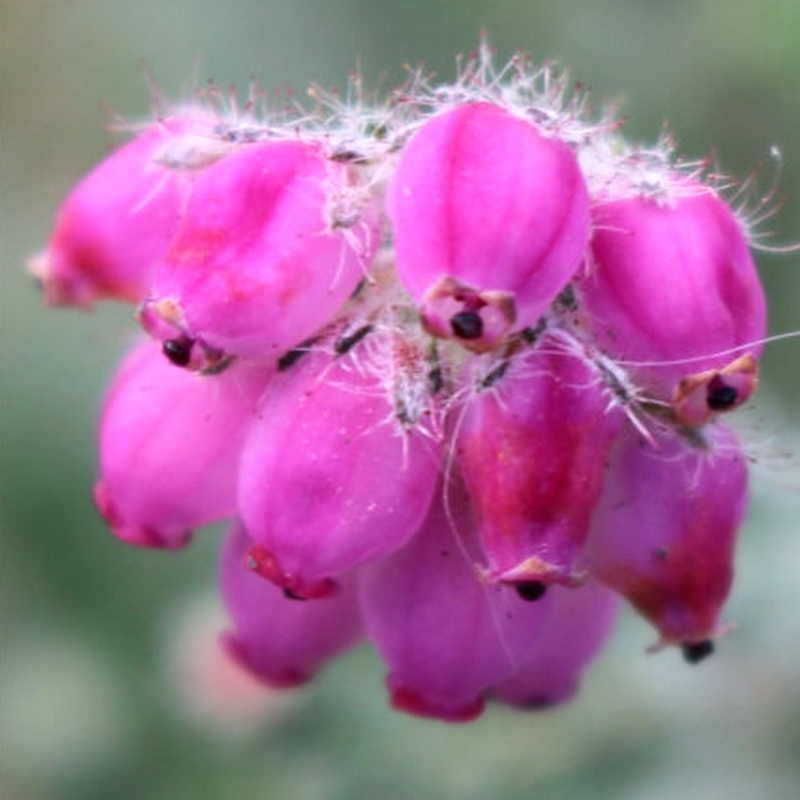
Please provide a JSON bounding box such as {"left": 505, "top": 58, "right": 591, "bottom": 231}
{"left": 456, "top": 333, "right": 623, "bottom": 589}
{"left": 575, "top": 182, "right": 767, "bottom": 423}
{"left": 140, "top": 137, "right": 382, "bottom": 370}
{"left": 387, "top": 101, "right": 590, "bottom": 351}
{"left": 581, "top": 422, "right": 749, "bottom": 657}
{"left": 95, "top": 338, "right": 272, "bottom": 549}
{"left": 29, "top": 112, "right": 213, "bottom": 307}
{"left": 219, "top": 521, "right": 362, "bottom": 687}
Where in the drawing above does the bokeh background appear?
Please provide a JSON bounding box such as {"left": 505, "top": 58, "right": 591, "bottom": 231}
{"left": 2, "top": 1, "right": 800, "bottom": 799}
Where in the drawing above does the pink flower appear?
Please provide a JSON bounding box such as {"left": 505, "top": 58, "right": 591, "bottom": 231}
{"left": 238, "top": 345, "right": 442, "bottom": 599}
{"left": 387, "top": 102, "right": 590, "bottom": 351}
{"left": 360, "top": 480, "right": 552, "bottom": 722}
{"left": 219, "top": 522, "right": 362, "bottom": 687}
{"left": 141, "top": 137, "right": 381, "bottom": 369}
{"left": 95, "top": 338, "right": 272, "bottom": 549}
{"left": 29, "top": 113, "right": 211, "bottom": 307}
{"left": 456, "top": 335, "right": 623, "bottom": 589}
{"left": 575, "top": 184, "right": 766, "bottom": 423}
{"left": 491, "top": 581, "right": 618, "bottom": 709}
{"left": 581, "top": 422, "right": 748, "bottom": 657}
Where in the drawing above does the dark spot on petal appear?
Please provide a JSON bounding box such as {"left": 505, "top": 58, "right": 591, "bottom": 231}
{"left": 428, "top": 365, "right": 444, "bottom": 394}
{"left": 515, "top": 581, "right": 547, "bottom": 602}
{"left": 707, "top": 378, "right": 738, "bottom": 411}
{"left": 450, "top": 311, "right": 483, "bottom": 340}
{"left": 163, "top": 337, "right": 193, "bottom": 367}
{"left": 682, "top": 639, "right": 715, "bottom": 664}
{"left": 283, "top": 588, "right": 309, "bottom": 601}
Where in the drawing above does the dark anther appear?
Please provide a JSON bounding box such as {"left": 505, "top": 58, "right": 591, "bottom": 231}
{"left": 706, "top": 379, "right": 738, "bottom": 411}
{"left": 283, "top": 588, "right": 308, "bottom": 601}
{"left": 515, "top": 581, "right": 548, "bottom": 602}
{"left": 163, "top": 337, "right": 193, "bottom": 367}
{"left": 450, "top": 311, "right": 483, "bottom": 340}
{"left": 682, "top": 639, "right": 715, "bottom": 664}
{"left": 335, "top": 324, "right": 373, "bottom": 356}
{"left": 481, "top": 360, "right": 509, "bottom": 389}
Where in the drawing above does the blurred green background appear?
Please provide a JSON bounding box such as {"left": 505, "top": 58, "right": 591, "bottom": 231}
{"left": 2, "top": 1, "right": 800, "bottom": 799}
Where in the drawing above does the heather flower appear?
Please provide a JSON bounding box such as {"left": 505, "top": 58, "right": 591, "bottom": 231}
{"left": 30, "top": 43, "right": 778, "bottom": 722}
{"left": 219, "top": 522, "right": 362, "bottom": 687}
{"left": 95, "top": 338, "right": 272, "bottom": 549}
{"left": 387, "top": 101, "right": 590, "bottom": 351}
{"left": 456, "top": 332, "right": 623, "bottom": 589}
{"left": 238, "top": 342, "right": 443, "bottom": 599}
{"left": 574, "top": 182, "right": 767, "bottom": 424}
{"left": 581, "top": 422, "right": 748, "bottom": 657}
{"left": 28, "top": 112, "right": 212, "bottom": 307}
{"left": 360, "top": 479, "right": 553, "bottom": 722}
{"left": 140, "top": 137, "right": 381, "bottom": 370}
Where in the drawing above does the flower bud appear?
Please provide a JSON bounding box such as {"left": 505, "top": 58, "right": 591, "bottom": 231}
{"left": 219, "top": 522, "right": 361, "bottom": 687}
{"left": 360, "top": 481, "right": 550, "bottom": 722}
{"left": 581, "top": 422, "right": 748, "bottom": 650}
{"left": 95, "top": 339, "right": 272, "bottom": 549}
{"left": 142, "top": 138, "right": 380, "bottom": 367}
{"left": 238, "top": 347, "right": 442, "bottom": 599}
{"left": 575, "top": 184, "right": 766, "bottom": 414}
{"left": 387, "top": 102, "right": 589, "bottom": 350}
{"left": 491, "top": 581, "right": 618, "bottom": 709}
{"left": 456, "top": 337, "right": 622, "bottom": 587}
{"left": 29, "top": 113, "right": 211, "bottom": 307}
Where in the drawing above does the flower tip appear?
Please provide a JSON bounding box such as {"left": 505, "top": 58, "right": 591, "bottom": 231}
{"left": 27, "top": 250, "right": 94, "bottom": 308}
{"left": 93, "top": 479, "right": 192, "bottom": 550}
{"left": 218, "top": 631, "right": 312, "bottom": 688}
{"left": 244, "top": 544, "right": 340, "bottom": 600}
{"left": 387, "top": 676, "right": 485, "bottom": 723}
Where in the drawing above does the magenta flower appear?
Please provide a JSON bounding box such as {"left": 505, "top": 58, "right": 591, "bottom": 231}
{"left": 575, "top": 183, "right": 766, "bottom": 423}
{"left": 28, "top": 112, "right": 212, "bottom": 307}
{"left": 220, "top": 522, "right": 362, "bottom": 687}
{"left": 140, "top": 137, "right": 381, "bottom": 370}
{"left": 32, "top": 45, "right": 774, "bottom": 722}
{"left": 387, "top": 101, "right": 590, "bottom": 351}
{"left": 95, "top": 338, "right": 272, "bottom": 549}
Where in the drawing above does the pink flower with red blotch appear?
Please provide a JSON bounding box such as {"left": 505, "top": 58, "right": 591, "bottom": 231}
{"left": 31, "top": 43, "right": 774, "bottom": 722}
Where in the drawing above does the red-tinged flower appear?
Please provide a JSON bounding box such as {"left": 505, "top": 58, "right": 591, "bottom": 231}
{"left": 238, "top": 344, "right": 442, "bottom": 599}
{"left": 219, "top": 522, "right": 362, "bottom": 687}
{"left": 29, "top": 112, "right": 212, "bottom": 307}
{"left": 491, "top": 581, "right": 618, "bottom": 709}
{"left": 387, "top": 102, "right": 590, "bottom": 351}
{"left": 95, "top": 339, "right": 272, "bottom": 549}
{"left": 456, "top": 335, "right": 623, "bottom": 589}
{"left": 360, "top": 480, "right": 552, "bottom": 723}
{"left": 581, "top": 422, "right": 749, "bottom": 658}
{"left": 575, "top": 184, "right": 767, "bottom": 423}
{"left": 141, "top": 137, "right": 381, "bottom": 370}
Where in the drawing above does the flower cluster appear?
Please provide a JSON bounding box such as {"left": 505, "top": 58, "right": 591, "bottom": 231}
{"left": 31, "top": 45, "right": 768, "bottom": 722}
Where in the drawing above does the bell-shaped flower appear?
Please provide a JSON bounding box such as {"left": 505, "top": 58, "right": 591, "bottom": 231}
{"left": 456, "top": 337, "right": 622, "bottom": 588}
{"left": 581, "top": 421, "right": 749, "bottom": 655}
{"left": 219, "top": 522, "right": 362, "bottom": 687}
{"left": 575, "top": 184, "right": 766, "bottom": 418}
{"left": 94, "top": 338, "right": 272, "bottom": 549}
{"left": 141, "top": 138, "right": 381, "bottom": 369}
{"left": 28, "top": 113, "right": 212, "bottom": 307}
{"left": 238, "top": 345, "right": 442, "bottom": 599}
{"left": 360, "top": 479, "right": 551, "bottom": 722}
{"left": 387, "top": 102, "right": 589, "bottom": 351}
{"left": 491, "top": 581, "right": 618, "bottom": 709}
